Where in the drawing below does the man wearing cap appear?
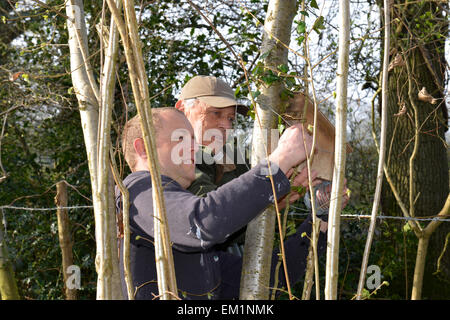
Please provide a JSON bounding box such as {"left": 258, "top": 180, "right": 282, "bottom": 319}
{"left": 175, "top": 75, "right": 249, "bottom": 198}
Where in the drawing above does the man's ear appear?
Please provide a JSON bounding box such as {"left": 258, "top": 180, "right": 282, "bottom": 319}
{"left": 175, "top": 100, "right": 184, "bottom": 112}
{"left": 133, "top": 138, "right": 147, "bottom": 159}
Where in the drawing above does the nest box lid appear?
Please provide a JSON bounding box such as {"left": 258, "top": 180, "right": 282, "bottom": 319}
{"left": 285, "top": 93, "right": 352, "bottom": 181}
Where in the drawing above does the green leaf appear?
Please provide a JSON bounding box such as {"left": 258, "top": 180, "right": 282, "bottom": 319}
{"left": 299, "top": 10, "right": 309, "bottom": 17}
{"left": 21, "top": 73, "right": 30, "bottom": 82}
{"left": 361, "top": 288, "right": 370, "bottom": 299}
{"left": 280, "top": 89, "right": 293, "bottom": 101}
{"left": 251, "top": 90, "right": 261, "bottom": 99}
{"left": 297, "top": 21, "right": 306, "bottom": 34}
{"left": 403, "top": 222, "right": 411, "bottom": 233}
{"left": 312, "top": 16, "right": 326, "bottom": 34}
{"left": 310, "top": 0, "right": 319, "bottom": 9}
{"left": 277, "top": 64, "right": 288, "bottom": 74}
{"left": 291, "top": 185, "right": 306, "bottom": 195}
{"left": 234, "top": 86, "right": 240, "bottom": 97}
{"left": 260, "top": 51, "right": 270, "bottom": 60}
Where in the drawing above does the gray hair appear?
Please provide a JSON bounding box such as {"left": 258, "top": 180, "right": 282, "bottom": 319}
{"left": 182, "top": 98, "right": 200, "bottom": 110}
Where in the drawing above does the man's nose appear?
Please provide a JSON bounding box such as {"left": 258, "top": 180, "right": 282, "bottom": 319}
{"left": 219, "top": 118, "right": 233, "bottom": 130}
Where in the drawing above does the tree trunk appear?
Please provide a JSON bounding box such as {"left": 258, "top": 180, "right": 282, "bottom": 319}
{"left": 55, "top": 181, "right": 77, "bottom": 300}
{"left": 106, "top": 0, "right": 178, "bottom": 299}
{"left": 381, "top": 0, "right": 449, "bottom": 299}
{"left": 66, "top": 0, "right": 124, "bottom": 299}
{"left": 96, "top": 0, "right": 123, "bottom": 299}
{"left": 356, "top": 0, "right": 390, "bottom": 300}
{"left": 240, "top": 0, "right": 297, "bottom": 300}
{"left": 324, "top": 0, "right": 350, "bottom": 300}
{"left": 0, "top": 209, "right": 20, "bottom": 300}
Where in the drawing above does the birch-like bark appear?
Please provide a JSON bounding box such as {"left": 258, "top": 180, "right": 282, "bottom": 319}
{"left": 66, "top": 0, "right": 109, "bottom": 298}
{"left": 355, "top": 0, "right": 390, "bottom": 300}
{"left": 95, "top": 0, "right": 123, "bottom": 299}
{"left": 66, "top": 0, "right": 99, "bottom": 188}
{"left": 240, "top": 0, "right": 297, "bottom": 300}
{"left": 107, "top": 0, "right": 178, "bottom": 299}
{"left": 324, "top": 0, "right": 350, "bottom": 300}
{"left": 67, "top": 0, "right": 124, "bottom": 299}
{"left": 55, "top": 181, "right": 77, "bottom": 300}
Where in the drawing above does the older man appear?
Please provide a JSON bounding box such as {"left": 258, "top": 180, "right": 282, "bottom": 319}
{"left": 116, "top": 107, "right": 326, "bottom": 300}
{"left": 175, "top": 75, "right": 251, "bottom": 196}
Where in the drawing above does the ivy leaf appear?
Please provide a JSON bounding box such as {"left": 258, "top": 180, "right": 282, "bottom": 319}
{"left": 312, "top": 16, "right": 326, "bottom": 34}
{"left": 310, "top": 0, "right": 319, "bottom": 9}
{"left": 277, "top": 64, "right": 289, "bottom": 74}
{"left": 297, "top": 21, "right": 306, "bottom": 34}
{"left": 299, "top": 10, "right": 309, "bottom": 17}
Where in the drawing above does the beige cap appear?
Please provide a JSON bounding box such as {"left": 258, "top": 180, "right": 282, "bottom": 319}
{"left": 179, "top": 75, "right": 248, "bottom": 115}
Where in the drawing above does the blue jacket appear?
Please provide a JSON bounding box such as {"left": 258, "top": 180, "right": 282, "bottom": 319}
{"left": 115, "top": 161, "right": 327, "bottom": 300}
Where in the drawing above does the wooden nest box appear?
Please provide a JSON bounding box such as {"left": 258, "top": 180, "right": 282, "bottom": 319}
{"left": 284, "top": 93, "right": 352, "bottom": 181}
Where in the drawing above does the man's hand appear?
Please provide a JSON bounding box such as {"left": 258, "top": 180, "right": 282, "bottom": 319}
{"left": 268, "top": 124, "right": 315, "bottom": 175}
{"left": 315, "top": 179, "right": 350, "bottom": 211}
{"left": 276, "top": 168, "right": 320, "bottom": 210}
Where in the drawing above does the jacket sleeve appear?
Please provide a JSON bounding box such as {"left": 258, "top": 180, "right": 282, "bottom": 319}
{"left": 131, "top": 162, "right": 291, "bottom": 252}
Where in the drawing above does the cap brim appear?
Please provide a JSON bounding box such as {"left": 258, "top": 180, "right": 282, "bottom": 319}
{"left": 197, "top": 96, "right": 249, "bottom": 116}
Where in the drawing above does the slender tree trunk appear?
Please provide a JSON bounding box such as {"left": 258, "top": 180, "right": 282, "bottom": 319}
{"left": 411, "top": 194, "right": 450, "bottom": 299}
{"left": 55, "top": 181, "right": 77, "bottom": 300}
{"left": 0, "top": 209, "right": 19, "bottom": 300}
{"left": 411, "top": 235, "right": 429, "bottom": 300}
{"left": 96, "top": 0, "right": 123, "bottom": 299}
{"left": 107, "top": 0, "right": 178, "bottom": 299}
{"left": 110, "top": 148, "right": 133, "bottom": 299}
{"left": 356, "top": 0, "right": 390, "bottom": 300}
{"left": 324, "top": 0, "right": 350, "bottom": 300}
{"left": 240, "top": 0, "right": 297, "bottom": 300}
{"left": 66, "top": 0, "right": 99, "bottom": 186}
{"left": 66, "top": 0, "right": 123, "bottom": 299}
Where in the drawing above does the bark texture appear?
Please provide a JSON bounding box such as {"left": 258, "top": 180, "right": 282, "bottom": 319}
{"left": 240, "top": 0, "right": 297, "bottom": 300}
{"left": 381, "top": 0, "right": 449, "bottom": 299}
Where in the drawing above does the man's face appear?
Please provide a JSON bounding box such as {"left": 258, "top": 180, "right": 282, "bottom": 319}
{"left": 156, "top": 112, "right": 198, "bottom": 188}
{"left": 184, "top": 100, "right": 236, "bottom": 147}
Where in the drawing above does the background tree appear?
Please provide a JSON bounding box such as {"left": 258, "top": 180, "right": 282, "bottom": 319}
{"left": 379, "top": 0, "right": 449, "bottom": 299}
